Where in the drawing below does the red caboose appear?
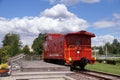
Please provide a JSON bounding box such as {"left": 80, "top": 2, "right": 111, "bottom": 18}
{"left": 43, "top": 30, "right": 95, "bottom": 70}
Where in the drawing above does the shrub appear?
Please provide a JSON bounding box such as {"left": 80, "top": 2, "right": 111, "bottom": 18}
{"left": 106, "top": 60, "right": 116, "bottom": 65}
{"left": 96, "top": 59, "right": 103, "bottom": 63}
{"left": 0, "top": 63, "right": 8, "bottom": 69}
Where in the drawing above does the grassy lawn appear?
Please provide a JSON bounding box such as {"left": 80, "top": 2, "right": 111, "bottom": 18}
{"left": 86, "top": 62, "right": 120, "bottom": 75}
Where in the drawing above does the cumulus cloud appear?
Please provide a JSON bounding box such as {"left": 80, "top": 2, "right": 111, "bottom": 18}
{"left": 41, "top": 4, "right": 75, "bottom": 19}
{"left": 40, "top": 4, "right": 88, "bottom": 32}
{"left": 0, "top": 4, "right": 88, "bottom": 46}
{"left": 92, "top": 35, "right": 115, "bottom": 46}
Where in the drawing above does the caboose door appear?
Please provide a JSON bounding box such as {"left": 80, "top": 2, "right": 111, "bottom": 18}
{"left": 65, "top": 45, "right": 80, "bottom": 64}
{"left": 64, "top": 45, "right": 74, "bottom": 64}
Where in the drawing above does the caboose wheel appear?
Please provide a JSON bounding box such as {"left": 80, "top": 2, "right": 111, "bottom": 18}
{"left": 70, "top": 66, "right": 75, "bottom": 71}
{"left": 79, "top": 57, "right": 87, "bottom": 70}
{"left": 79, "top": 65, "right": 85, "bottom": 70}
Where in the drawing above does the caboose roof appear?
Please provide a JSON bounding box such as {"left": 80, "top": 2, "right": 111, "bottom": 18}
{"left": 45, "top": 33, "right": 63, "bottom": 40}
{"left": 65, "top": 30, "right": 95, "bottom": 37}
{"left": 46, "top": 33, "right": 63, "bottom": 37}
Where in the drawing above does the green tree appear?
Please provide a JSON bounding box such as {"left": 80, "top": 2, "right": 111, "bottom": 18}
{"left": 105, "top": 42, "right": 112, "bottom": 54}
{"left": 99, "top": 46, "right": 104, "bottom": 55}
{"left": 32, "top": 33, "right": 46, "bottom": 55}
{"left": 112, "top": 39, "right": 119, "bottom": 45}
{"left": 94, "top": 39, "right": 120, "bottom": 56}
{"left": 0, "top": 46, "right": 10, "bottom": 63}
{"left": 2, "top": 33, "right": 22, "bottom": 57}
{"left": 22, "top": 45, "right": 30, "bottom": 55}
{"left": 112, "top": 39, "right": 120, "bottom": 54}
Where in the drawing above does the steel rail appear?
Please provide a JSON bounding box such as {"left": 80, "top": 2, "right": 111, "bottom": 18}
{"left": 74, "top": 69, "right": 120, "bottom": 80}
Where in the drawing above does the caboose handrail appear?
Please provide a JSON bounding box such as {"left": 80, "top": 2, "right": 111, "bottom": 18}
{"left": 68, "top": 45, "right": 91, "bottom": 48}
{"left": 80, "top": 45, "right": 90, "bottom": 46}
{"left": 80, "top": 45, "right": 91, "bottom": 47}
{"left": 68, "top": 45, "right": 76, "bottom": 48}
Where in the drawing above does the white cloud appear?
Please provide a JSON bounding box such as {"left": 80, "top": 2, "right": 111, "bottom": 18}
{"left": 40, "top": 4, "right": 88, "bottom": 32}
{"left": 0, "top": 4, "right": 88, "bottom": 46}
{"left": 48, "top": 0, "right": 100, "bottom": 6}
{"left": 60, "top": 0, "right": 100, "bottom": 6}
{"left": 41, "top": 4, "right": 75, "bottom": 19}
{"left": 93, "top": 13, "right": 120, "bottom": 29}
{"left": 60, "top": 0, "right": 80, "bottom": 5}
{"left": 80, "top": 0, "right": 100, "bottom": 3}
{"left": 93, "top": 20, "right": 116, "bottom": 28}
{"left": 92, "top": 13, "right": 120, "bottom": 46}
{"left": 92, "top": 35, "right": 115, "bottom": 46}
{"left": 113, "top": 13, "right": 120, "bottom": 19}
{"left": 113, "top": 13, "right": 120, "bottom": 26}
{"left": 50, "top": 0, "right": 56, "bottom": 4}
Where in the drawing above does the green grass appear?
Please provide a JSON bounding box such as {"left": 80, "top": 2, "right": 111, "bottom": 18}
{"left": 86, "top": 62, "right": 120, "bottom": 75}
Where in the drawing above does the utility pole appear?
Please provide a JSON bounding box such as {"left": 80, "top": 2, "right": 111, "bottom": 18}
{"left": 105, "top": 46, "right": 108, "bottom": 58}
{"left": 102, "top": 40, "right": 108, "bottom": 58}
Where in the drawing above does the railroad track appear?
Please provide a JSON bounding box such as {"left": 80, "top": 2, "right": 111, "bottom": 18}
{"left": 74, "top": 69, "right": 120, "bottom": 80}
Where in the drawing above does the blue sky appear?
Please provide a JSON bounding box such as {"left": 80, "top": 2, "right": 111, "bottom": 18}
{"left": 0, "top": 0, "right": 120, "bottom": 47}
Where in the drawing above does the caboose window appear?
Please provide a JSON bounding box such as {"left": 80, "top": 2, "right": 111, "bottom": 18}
{"left": 76, "top": 41, "right": 80, "bottom": 46}
{"left": 65, "top": 35, "right": 91, "bottom": 47}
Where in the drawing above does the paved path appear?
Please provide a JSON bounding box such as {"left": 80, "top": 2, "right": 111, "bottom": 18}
{"left": 21, "top": 61, "right": 70, "bottom": 72}
{"left": 0, "top": 71, "right": 74, "bottom": 80}
{"left": 0, "top": 61, "right": 73, "bottom": 80}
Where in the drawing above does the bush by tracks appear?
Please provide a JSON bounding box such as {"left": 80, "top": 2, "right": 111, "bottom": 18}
{"left": 96, "top": 58, "right": 120, "bottom": 65}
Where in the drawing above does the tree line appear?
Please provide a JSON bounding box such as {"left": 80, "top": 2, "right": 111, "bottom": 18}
{"left": 0, "top": 33, "right": 45, "bottom": 63}
{"left": 94, "top": 39, "right": 120, "bottom": 56}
